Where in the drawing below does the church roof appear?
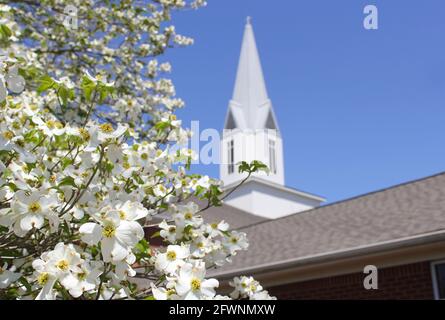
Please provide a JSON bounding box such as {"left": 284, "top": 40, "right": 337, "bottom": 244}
{"left": 225, "top": 17, "right": 279, "bottom": 131}
{"left": 211, "top": 172, "right": 445, "bottom": 278}
{"left": 201, "top": 201, "right": 268, "bottom": 230}
{"left": 151, "top": 198, "right": 268, "bottom": 230}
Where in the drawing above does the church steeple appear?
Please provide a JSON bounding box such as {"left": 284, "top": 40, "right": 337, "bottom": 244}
{"left": 225, "top": 17, "right": 279, "bottom": 131}
{"left": 221, "top": 17, "right": 284, "bottom": 187}
{"left": 219, "top": 18, "right": 325, "bottom": 219}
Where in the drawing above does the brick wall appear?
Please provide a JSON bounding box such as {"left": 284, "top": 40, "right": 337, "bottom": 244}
{"left": 268, "top": 261, "right": 434, "bottom": 299}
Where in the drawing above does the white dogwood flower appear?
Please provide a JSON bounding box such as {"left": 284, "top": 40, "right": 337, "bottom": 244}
{"left": 155, "top": 244, "right": 189, "bottom": 275}
{"left": 68, "top": 261, "right": 103, "bottom": 298}
{"left": 8, "top": 190, "right": 58, "bottom": 236}
{"left": 175, "top": 262, "right": 219, "bottom": 300}
{"left": 159, "top": 220, "right": 178, "bottom": 243}
{"left": 114, "top": 200, "right": 149, "bottom": 222}
{"left": 173, "top": 202, "right": 203, "bottom": 228}
{"left": 79, "top": 209, "right": 144, "bottom": 262}
{"left": 151, "top": 283, "right": 178, "bottom": 300}
{"left": 251, "top": 290, "right": 277, "bottom": 300}
{"left": 229, "top": 276, "right": 263, "bottom": 299}
{"left": 97, "top": 123, "right": 127, "bottom": 142}
{"left": 32, "top": 243, "right": 85, "bottom": 299}
{"left": 0, "top": 263, "right": 21, "bottom": 289}
{"left": 205, "top": 220, "right": 229, "bottom": 238}
{"left": 223, "top": 231, "right": 249, "bottom": 255}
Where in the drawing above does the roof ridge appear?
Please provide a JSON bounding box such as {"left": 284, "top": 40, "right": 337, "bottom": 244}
{"left": 238, "top": 170, "right": 445, "bottom": 230}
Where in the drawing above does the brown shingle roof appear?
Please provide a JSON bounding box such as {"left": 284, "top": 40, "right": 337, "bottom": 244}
{"left": 213, "top": 172, "right": 445, "bottom": 276}
{"left": 150, "top": 198, "right": 268, "bottom": 230}
{"left": 201, "top": 201, "right": 268, "bottom": 230}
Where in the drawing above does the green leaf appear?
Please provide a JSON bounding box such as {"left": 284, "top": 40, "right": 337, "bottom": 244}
{"left": 238, "top": 161, "right": 250, "bottom": 174}
{"left": 150, "top": 230, "right": 161, "bottom": 239}
{"left": 58, "top": 85, "right": 72, "bottom": 106}
{"left": 37, "top": 75, "right": 55, "bottom": 94}
{"left": 0, "top": 24, "right": 12, "bottom": 39}
{"left": 195, "top": 185, "right": 205, "bottom": 196}
{"left": 18, "top": 277, "right": 32, "bottom": 294}
{"left": 61, "top": 158, "right": 73, "bottom": 170}
{"left": 238, "top": 160, "right": 269, "bottom": 174}
{"left": 135, "top": 238, "right": 149, "bottom": 251}
{"left": 81, "top": 75, "right": 96, "bottom": 102}
{"left": 58, "top": 176, "right": 76, "bottom": 187}
{"left": 154, "top": 121, "right": 170, "bottom": 132}
{"left": 97, "top": 85, "right": 114, "bottom": 103}
{"left": 183, "top": 224, "right": 193, "bottom": 235}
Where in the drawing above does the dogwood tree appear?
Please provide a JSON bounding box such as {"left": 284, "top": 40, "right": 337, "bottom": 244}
{"left": 0, "top": 1, "right": 275, "bottom": 300}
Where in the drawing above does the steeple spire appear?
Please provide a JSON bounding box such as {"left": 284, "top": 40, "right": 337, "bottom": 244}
{"left": 228, "top": 17, "right": 275, "bottom": 130}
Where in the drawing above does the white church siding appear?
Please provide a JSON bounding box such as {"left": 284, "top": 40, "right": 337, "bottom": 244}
{"left": 223, "top": 178, "right": 324, "bottom": 219}
{"left": 220, "top": 129, "right": 284, "bottom": 186}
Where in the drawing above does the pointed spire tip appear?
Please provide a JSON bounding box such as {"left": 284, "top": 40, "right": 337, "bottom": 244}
{"left": 246, "top": 16, "right": 251, "bottom": 25}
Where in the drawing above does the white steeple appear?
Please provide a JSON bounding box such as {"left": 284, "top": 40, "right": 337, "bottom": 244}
{"left": 219, "top": 17, "right": 325, "bottom": 219}
{"left": 225, "top": 17, "right": 279, "bottom": 131}
{"left": 221, "top": 17, "right": 283, "bottom": 187}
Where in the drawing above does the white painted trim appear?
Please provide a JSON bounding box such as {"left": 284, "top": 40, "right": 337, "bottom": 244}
{"left": 213, "top": 229, "right": 445, "bottom": 278}
{"left": 430, "top": 259, "right": 445, "bottom": 300}
{"left": 223, "top": 176, "right": 326, "bottom": 202}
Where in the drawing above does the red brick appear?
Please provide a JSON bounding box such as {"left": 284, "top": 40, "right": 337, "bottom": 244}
{"left": 268, "top": 261, "right": 434, "bottom": 300}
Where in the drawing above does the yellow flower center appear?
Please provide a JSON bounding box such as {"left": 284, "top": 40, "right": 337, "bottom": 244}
{"left": 12, "top": 121, "right": 20, "bottom": 129}
{"left": 102, "top": 224, "right": 116, "bottom": 238}
{"left": 79, "top": 128, "right": 90, "bottom": 141}
{"left": 184, "top": 212, "right": 193, "bottom": 220}
{"left": 168, "top": 227, "right": 176, "bottom": 233}
{"left": 99, "top": 123, "right": 114, "bottom": 134}
{"left": 56, "top": 259, "right": 69, "bottom": 271}
{"left": 37, "top": 272, "right": 49, "bottom": 285}
{"left": 3, "top": 131, "right": 14, "bottom": 140}
{"left": 141, "top": 153, "right": 148, "bottom": 160}
{"left": 29, "top": 202, "right": 41, "bottom": 213}
{"left": 77, "top": 272, "right": 87, "bottom": 280}
{"left": 166, "top": 289, "right": 175, "bottom": 297}
{"left": 230, "top": 237, "right": 238, "bottom": 244}
{"left": 119, "top": 210, "right": 126, "bottom": 220}
{"left": 166, "top": 250, "right": 177, "bottom": 261}
{"left": 46, "top": 120, "right": 63, "bottom": 129}
{"left": 190, "top": 278, "right": 201, "bottom": 291}
{"left": 211, "top": 223, "right": 218, "bottom": 229}
{"left": 197, "top": 242, "right": 204, "bottom": 248}
{"left": 250, "top": 284, "right": 257, "bottom": 292}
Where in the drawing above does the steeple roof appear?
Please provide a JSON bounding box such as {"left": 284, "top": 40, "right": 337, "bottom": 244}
{"left": 225, "top": 17, "right": 279, "bottom": 131}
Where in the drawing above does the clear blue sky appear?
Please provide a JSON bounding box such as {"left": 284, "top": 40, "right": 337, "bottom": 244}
{"left": 165, "top": 0, "right": 445, "bottom": 203}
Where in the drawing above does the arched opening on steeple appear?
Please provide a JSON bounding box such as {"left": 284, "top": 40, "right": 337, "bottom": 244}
{"left": 265, "top": 110, "right": 277, "bottom": 130}
{"left": 225, "top": 110, "right": 237, "bottom": 129}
